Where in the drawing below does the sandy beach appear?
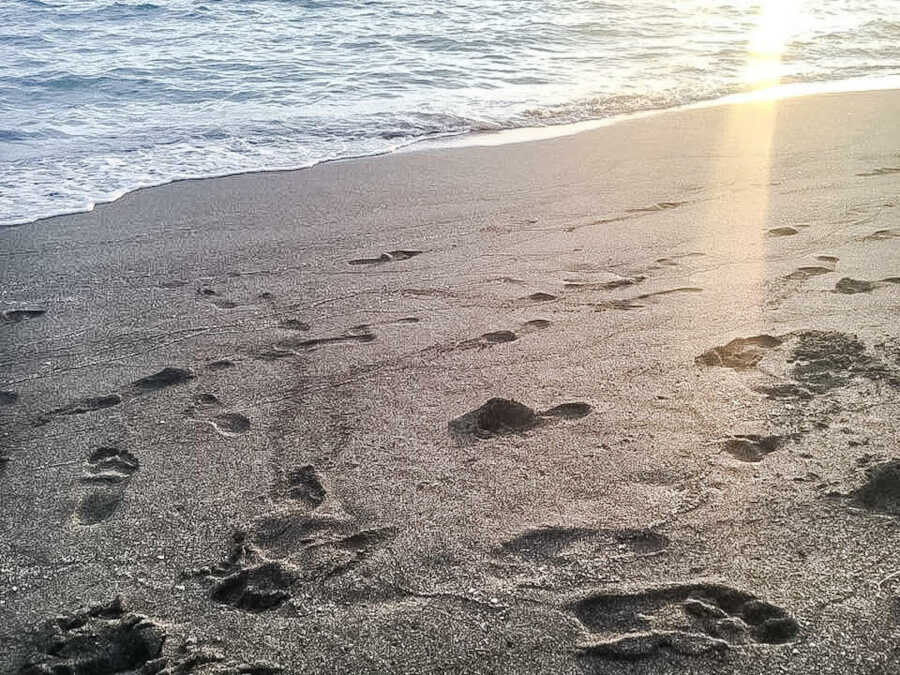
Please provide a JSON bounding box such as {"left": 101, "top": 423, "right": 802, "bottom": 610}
{"left": 2, "top": 88, "right": 900, "bottom": 673}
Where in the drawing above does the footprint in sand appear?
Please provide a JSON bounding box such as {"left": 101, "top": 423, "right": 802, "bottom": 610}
{"left": 834, "top": 278, "right": 876, "bottom": 294}
{"left": 591, "top": 287, "right": 703, "bottom": 313}
{"left": 768, "top": 227, "right": 799, "bottom": 237}
{"left": 458, "top": 319, "right": 551, "bottom": 350}
{"left": 721, "top": 434, "right": 798, "bottom": 463}
{"left": 857, "top": 167, "right": 900, "bottom": 177}
{"left": 497, "top": 525, "right": 669, "bottom": 565}
{"left": 569, "top": 583, "right": 799, "bottom": 660}
{"left": 280, "top": 318, "right": 311, "bottom": 331}
{"left": 74, "top": 447, "right": 140, "bottom": 525}
{"left": 785, "top": 266, "right": 832, "bottom": 281}
{"left": 523, "top": 292, "right": 558, "bottom": 303}
{"left": 184, "top": 397, "right": 251, "bottom": 437}
{"left": 863, "top": 229, "right": 900, "bottom": 241}
{"left": 448, "top": 397, "right": 592, "bottom": 442}
{"left": 17, "top": 597, "right": 166, "bottom": 674}
{"left": 695, "top": 334, "right": 783, "bottom": 370}
{"left": 834, "top": 277, "right": 900, "bottom": 294}
{"left": 625, "top": 201, "right": 686, "bottom": 213}
{"left": 199, "top": 475, "right": 396, "bottom": 611}
{"left": 38, "top": 366, "right": 196, "bottom": 426}
{"left": 348, "top": 249, "right": 422, "bottom": 266}
{"left": 1, "top": 390, "right": 18, "bottom": 406}
{"left": 209, "top": 412, "right": 251, "bottom": 437}
{"left": 131, "top": 367, "right": 194, "bottom": 391}
{"left": 2, "top": 308, "right": 46, "bottom": 323}
{"left": 564, "top": 274, "right": 645, "bottom": 290}
{"left": 267, "top": 326, "right": 377, "bottom": 355}
{"left": 851, "top": 460, "right": 900, "bottom": 515}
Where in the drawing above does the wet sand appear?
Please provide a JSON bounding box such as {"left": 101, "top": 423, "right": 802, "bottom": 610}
{"left": 2, "top": 89, "right": 900, "bottom": 674}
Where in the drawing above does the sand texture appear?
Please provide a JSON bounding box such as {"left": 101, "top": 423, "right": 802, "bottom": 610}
{"left": 2, "top": 89, "right": 900, "bottom": 673}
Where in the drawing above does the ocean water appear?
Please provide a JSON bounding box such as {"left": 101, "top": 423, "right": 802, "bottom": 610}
{"left": 1, "top": 0, "right": 898, "bottom": 227}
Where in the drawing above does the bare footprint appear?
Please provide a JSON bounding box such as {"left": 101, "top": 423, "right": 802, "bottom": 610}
{"left": 74, "top": 447, "right": 140, "bottom": 525}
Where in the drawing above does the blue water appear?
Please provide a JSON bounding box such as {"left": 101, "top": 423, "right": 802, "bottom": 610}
{"left": 1, "top": 0, "right": 899, "bottom": 226}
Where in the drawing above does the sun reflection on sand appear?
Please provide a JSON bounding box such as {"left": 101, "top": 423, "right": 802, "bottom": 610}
{"left": 704, "top": 0, "right": 801, "bottom": 320}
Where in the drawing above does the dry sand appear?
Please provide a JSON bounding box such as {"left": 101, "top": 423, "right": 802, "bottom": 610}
{"left": 2, "top": 89, "right": 900, "bottom": 674}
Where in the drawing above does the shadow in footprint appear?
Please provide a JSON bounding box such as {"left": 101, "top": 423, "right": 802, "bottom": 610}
{"left": 0, "top": 390, "right": 18, "bottom": 406}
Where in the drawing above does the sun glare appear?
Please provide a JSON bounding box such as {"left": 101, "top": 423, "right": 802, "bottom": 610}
{"left": 743, "top": 0, "right": 800, "bottom": 89}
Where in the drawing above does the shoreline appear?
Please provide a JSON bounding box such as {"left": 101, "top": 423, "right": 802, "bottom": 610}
{"left": 3, "top": 87, "right": 900, "bottom": 673}
{"left": 5, "top": 73, "right": 900, "bottom": 231}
